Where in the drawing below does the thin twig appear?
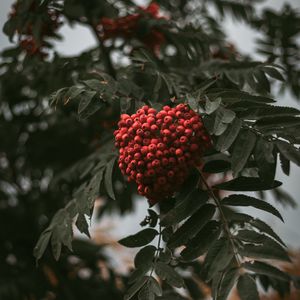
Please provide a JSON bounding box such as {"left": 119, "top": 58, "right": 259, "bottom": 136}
{"left": 89, "top": 24, "right": 116, "bottom": 79}
{"left": 199, "top": 170, "right": 242, "bottom": 267}
{"left": 150, "top": 223, "right": 162, "bottom": 277}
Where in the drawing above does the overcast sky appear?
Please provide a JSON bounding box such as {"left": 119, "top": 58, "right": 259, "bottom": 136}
{"left": 1, "top": 0, "right": 300, "bottom": 248}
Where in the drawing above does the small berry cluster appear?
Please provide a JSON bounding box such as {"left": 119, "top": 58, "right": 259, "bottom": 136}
{"left": 114, "top": 104, "right": 211, "bottom": 204}
{"left": 99, "top": 3, "right": 165, "bottom": 53}
{"left": 9, "top": 2, "right": 61, "bottom": 58}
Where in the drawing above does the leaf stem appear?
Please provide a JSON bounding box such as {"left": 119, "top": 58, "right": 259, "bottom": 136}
{"left": 150, "top": 223, "right": 162, "bottom": 277}
{"left": 89, "top": 23, "right": 116, "bottom": 79}
{"left": 199, "top": 170, "right": 242, "bottom": 267}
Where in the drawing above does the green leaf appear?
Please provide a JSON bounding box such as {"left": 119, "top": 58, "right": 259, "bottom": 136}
{"left": 202, "top": 160, "right": 231, "bottom": 173}
{"left": 149, "top": 277, "right": 162, "bottom": 296}
{"left": 279, "top": 152, "right": 290, "bottom": 175}
{"left": 104, "top": 157, "right": 116, "bottom": 200}
{"left": 134, "top": 245, "right": 156, "bottom": 269}
{"left": 148, "top": 209, "right": 158, "bottom": 227}
{"left": 125, "top": 276, "right": 148, "bottom": 300}
{"left": 78, "top": 90, "right": 97, "bottom": 115}
{"left": 85, "top": 168, "right": 104, "bottom": 208}
{"left": 254, "top": 137, "right": 276, "bottom": 184}
{"left": 243, "top": 261, "right": 290, "bottom": 281}
{"left": 222, "top": 194, "right": 283, "bottom": 221}
{"left": 138, "top": 281, "right": 155, "bottom": 300}
{"left": 231, "top": 129, "right": 256, "bottom": 176}
{"left": 167, "top": 204, "right": 216, "bottom": 249}
{"left": 33, "top": 230, "right": 52, "bottom": 262}
{"left": 129, "top": 268, "right": 149, "bottom": 284}
{"left": 237, "top": 275, "right": 259, "bottom": 300}
{"left": 262, "top": 66, "right": 285, "bottom": 81}
{"left": 160, "top": 189, "right": 209, "bottom": 226}
{"left": 214, "top": 177, "right": 282, "bottom": 191}
{"left": 229, "top": 213, "right": 286, "bottom": 246}
{"left": 204, "top": 238, "right": 233, "bottom": 280}
{"left": 215, "top": 268, "right": 239, "bottom": 300}
{"left": 47, "top": 208, "right": 74, "bottom": 261}
{"left": 159, "top": 248, "right": 172, "bottom": 264}
{"left": 276, "top": 141, "right": 300, "bottom": 167}
{"left": 216, "top": 117, "right": 242, "bottom": 152}
{"left": 255, "top": 116, "right": 300, "bottom": 130}
{"left": 119, "top": 229, "right": 158, "bottom": 248}
{"left": 75, "top": 213, "right": 90, "bottom": 237}
{"left": 213, "top": 107, "right": 236, "bottom": 136}
{"left": 78, "top": 95, "right": 104, "bottom": 119}
{"left": 180, "top": 221, "right": 221, "bottom": 261}
{"left": 239, "top": 238, "right": 290, "bottom": 262}
{"left": 205, "top": 98, "right": 221, "bottom": 114}
{"left": 155, "top": 262, "right": 184, "bottom": 288}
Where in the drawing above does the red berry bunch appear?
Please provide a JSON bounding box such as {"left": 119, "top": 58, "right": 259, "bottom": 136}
{"left": 99, "top": 3, "right": 165, "bottom": 53}
{"left": 114, "top": 104, "right": 211, "bottom": 205}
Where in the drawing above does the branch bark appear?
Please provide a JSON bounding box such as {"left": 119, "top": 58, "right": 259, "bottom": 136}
{"left": 90, "top": 24, "right": 116, "bottom": 79}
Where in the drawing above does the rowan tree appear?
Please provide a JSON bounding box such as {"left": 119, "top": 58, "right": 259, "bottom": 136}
{"left": 1, "top": 0, "right": 300, "bottom": 299}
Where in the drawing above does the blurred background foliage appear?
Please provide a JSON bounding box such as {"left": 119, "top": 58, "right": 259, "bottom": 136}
{"left": 0, "top": 0, "right": 300, "bottom": 299}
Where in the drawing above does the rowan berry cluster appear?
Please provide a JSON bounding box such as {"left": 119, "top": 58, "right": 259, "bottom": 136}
{"left": 9, "top": 2, "right": 61, "bottom": 58}
{"left": 114, "top": 104, "right": 211, "bottom": 204}
{"left": 99, "top": 3, "right": 165, "bottom": 53}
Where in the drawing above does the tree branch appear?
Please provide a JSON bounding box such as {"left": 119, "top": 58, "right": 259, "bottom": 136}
{"left": 199, "top": 170, "right": 242, "bottom": 268}
{"left": 89, "top": 24, "right": 116, "bottom": 79}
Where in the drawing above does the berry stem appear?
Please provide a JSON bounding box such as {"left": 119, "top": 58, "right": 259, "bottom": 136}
{"left": 198, "top": 170, "right": 242, "bottom": 268}
{"left": 89, "top": 23, "right": 116, "bottom": 79}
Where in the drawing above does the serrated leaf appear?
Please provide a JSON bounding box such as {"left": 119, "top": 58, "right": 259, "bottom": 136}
{"left": 149, "top": 277, "right": 162, "bottom": 296}
{"left": 237, "top": 275, "right": 259, "bottom": 300}
{"left": 75, "top": 213, "right": 90, "bottom": 237}
{"left": 33, "top": 230, "right": 52, "bottom": 262}
{"left": 255, "top": 116, "right": 300, "bottom": 130}
{"left": 138, "top": 281, "right": 155, "bottom": 300}
{"left": 240, "top": 106, "right": 300, "bottom": 120}
{"left": 229, "top": 213, "right": 286, "bottom": 246}
{"left": 213, "top": 107, "right": 236, "bottom": 136}
{"left": 243, "top": 261, "right": 290, "bottom": 281}
{"left": 205, "top": 98, "right": 221, "bottom": 114}
{"left": 161, "top": 189, "right": 209, "bottom": 226}
{"left": 214, "top": 177, "right": 282, "bottom": 191}
{"left": 222, "top": 194, "right": 283, "bottom": 221}
{"left": 148, "top": 209, "right": 158, "bottom": 227}
{"left": 203, "top": 238, "right": 233, "bottom": 280}
{"left": 279, "top": 152, "right": 290, "bottom": 175}
{"left": 167, "top": 204, "right": 216, "bottom": 249}
{"left": 231, "top": 129, "right": 256, "bottom": 176}
{"left": 119, "top": 229, "right": 158, "bottom": 248}
{"left": 85, "top": 168, "right": 104, "bottom": 208}
{"left": 254, "top": 137, "right": 276, "bottom": 184}
{"left": 276, "top": 140, "right": 300, "bottom": 166}
{"left": 202, "top": 159, "right": 231, "bottom": 173}
{"left": 181, "top": 221, "right": 221, "bottom": 261}
{"left": 216, "top": 117, "right": 242, "bottom": 152}
{"left": 125, "top": 276, "right": 148, "bottom": 300}
{"left": 155, "top": 262, "right": 184, "bottom": 288}
{"left": 239, "top": 238, "right": 290, "bottom": 262}
{"left": 78, "top": 90, "right": 97, "bottom": 114}
{"left": 159, "top": 248, "right": 172, "bottom": 264}
{"left": 134, "top": 245, "right": 156, "bottom": 269}
{"left": 104, "top": 157, "right": 116, "bottom": 200}
{"left": 215, "top": 268, "right": 239, "bottom": 300}
{"left": 47, "top": 208, "right": 74, "bottom": 261}
{"left": 262, "top": 66, "right": 285, "bottom": 81}
{"left": 129, "top": 268, "right": 149, "bottom": 284}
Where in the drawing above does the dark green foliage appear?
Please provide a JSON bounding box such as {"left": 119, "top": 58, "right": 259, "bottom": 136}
{"left": 1, "top": 0, "right": 300, "bottom": 299}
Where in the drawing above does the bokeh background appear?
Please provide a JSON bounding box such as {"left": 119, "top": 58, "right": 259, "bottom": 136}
{"left": 1, "top": 0, "right": 299, "bottom": 255}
